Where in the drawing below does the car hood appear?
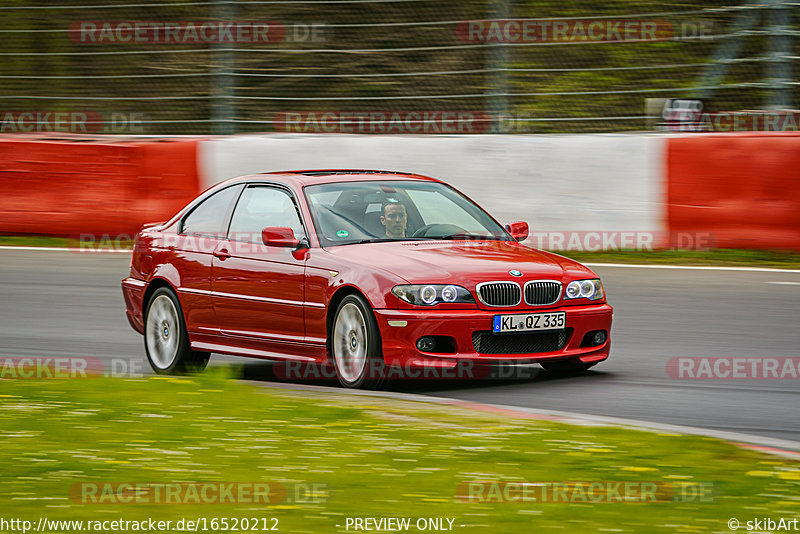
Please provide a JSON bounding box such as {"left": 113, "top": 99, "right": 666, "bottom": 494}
{"left": 325, "top": 240, "right": 596, "bottom": 284}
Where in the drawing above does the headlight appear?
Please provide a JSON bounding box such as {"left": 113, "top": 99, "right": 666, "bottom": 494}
{"left": 440, "top": 285, "right": 458, "bottom": 302}
{"left": 420, "top": 285, "right": 437, "bottom": 304}
{"left": 564, "top": 279, "right": 604, "bottom": 301}
{"left": 392, "top": 284, "right": 475, "bottom": 306}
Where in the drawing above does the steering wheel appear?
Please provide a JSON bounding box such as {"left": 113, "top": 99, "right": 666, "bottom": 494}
{"left": 411, "top": 224, "right": 467, "bottom": 239}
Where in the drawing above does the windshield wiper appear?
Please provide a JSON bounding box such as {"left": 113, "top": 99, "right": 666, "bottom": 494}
{"left": 439, "top": 233, "right": 504, "bottom": 241}
{"left": 338, "top": 235, "right": 503, "bottom": 245}
{"left": 339, "top": 237, "right": 420, "bottom": 245}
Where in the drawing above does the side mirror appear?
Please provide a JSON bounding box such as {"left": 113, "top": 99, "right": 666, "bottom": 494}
{"left": 505, "top": 221, "right": 529, "bottom": 242}
{"left": 262, "top": 227, "right": 300, "bottom": 248}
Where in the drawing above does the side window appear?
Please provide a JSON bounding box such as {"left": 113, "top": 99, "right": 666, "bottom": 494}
{"left": 181, "top": 185, "right": 242, "bottom": 238}
{"left": 228, "top": 186, "right": 305, "bottom": 243}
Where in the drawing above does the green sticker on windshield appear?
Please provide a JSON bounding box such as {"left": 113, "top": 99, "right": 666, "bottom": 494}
{"left": 336, "top": 230, "right": 349, "bottom": 238}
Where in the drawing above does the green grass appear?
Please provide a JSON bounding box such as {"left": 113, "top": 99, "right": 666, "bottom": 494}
{"left": 2, "top": 235, "right": 800, "bottom": 268}
{"left": 0, "top": 235, "right": 78, "bottom": 248}
{"left": 0, "top": 376, "right": 797, "bottom": 533}
{"left": 0, "top": 235, "right": 133, "bottom": 249}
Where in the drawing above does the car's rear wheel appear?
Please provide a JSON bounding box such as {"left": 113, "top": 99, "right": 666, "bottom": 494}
{"left": 144, "top": 287, "right": 209, "bottom": 375}
{"left": 541, "top": 358, "right": 596, "bottom": 376}
{"left": 331, "top": 294, "right": 385, "bottom": 389}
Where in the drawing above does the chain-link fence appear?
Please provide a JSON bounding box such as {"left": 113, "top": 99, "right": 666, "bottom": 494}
{"left": 0, "top": 0, "right": 797, "bottom": 135}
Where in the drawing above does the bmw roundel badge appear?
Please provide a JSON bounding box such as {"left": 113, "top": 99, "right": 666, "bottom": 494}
{"left": 509, "top": 269, "right": 522, "bottom": 277}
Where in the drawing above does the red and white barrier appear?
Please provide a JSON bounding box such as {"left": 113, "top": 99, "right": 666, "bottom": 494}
{"left": 0, "top": 132, "right": 797, "bottom": 251}
{"left": 0, "top": 135, "right": 201, "bottom": 236}
{"left": 667, "top": 133, "right": 800, "bottom": 250}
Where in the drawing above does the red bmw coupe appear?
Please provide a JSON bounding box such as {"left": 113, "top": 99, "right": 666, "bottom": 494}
{"left": 122, "top": 170, "right": 612, "bottom": 388}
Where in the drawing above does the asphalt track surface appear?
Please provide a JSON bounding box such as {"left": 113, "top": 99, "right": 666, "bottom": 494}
{"left": 1, "top": 249, "right": 798, "bottom": 443}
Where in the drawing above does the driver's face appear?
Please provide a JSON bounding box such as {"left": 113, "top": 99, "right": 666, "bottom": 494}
{"left": 381, "top": 204, "right": 407, "bottom": 238}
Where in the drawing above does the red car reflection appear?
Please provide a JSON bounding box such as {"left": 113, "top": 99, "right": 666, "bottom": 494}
{"left": 121, "top": 170, "right": 612, "bottom": 388}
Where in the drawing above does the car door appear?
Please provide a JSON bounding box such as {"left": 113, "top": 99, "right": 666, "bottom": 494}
{"left": 211, "top": 183, "right": 308, "bottom": 343}
{"left": 171, "top": 184, "right": 243, "bottom": 336}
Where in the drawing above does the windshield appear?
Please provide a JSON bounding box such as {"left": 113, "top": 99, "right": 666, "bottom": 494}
{"left": 304, "top": 180, "right": 511, "bottom": 246}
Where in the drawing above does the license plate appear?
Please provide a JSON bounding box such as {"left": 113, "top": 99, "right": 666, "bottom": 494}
{"left": 493, "top": 312, "right": 566, "bottom": 333}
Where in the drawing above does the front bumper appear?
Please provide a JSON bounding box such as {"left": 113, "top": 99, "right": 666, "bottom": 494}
{"left": 375, "top": 303, "right": 612, "bottom": 368}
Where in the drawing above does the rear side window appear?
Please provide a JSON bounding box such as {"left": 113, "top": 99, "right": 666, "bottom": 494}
{"left": 228, "top": 186, "right": 305, "bottom": 243}
{"left": 181, "top": 185, "right": 242, "bottom": 238}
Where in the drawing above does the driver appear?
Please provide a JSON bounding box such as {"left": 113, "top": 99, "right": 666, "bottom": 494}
{"left": 380, "top": 200, "right": 407, "bottom": 239}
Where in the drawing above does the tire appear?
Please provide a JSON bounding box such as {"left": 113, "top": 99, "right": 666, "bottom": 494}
{"left": 144, "top": 287, "right": 210, "bottom": 375}
{"left": 330, "top": 294, "right": 386, "bottom": 389}
{"left": 540, "top": 359, "right": 596, "bottom": 376}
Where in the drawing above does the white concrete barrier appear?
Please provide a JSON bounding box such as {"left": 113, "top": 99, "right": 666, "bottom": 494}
{"left": 199, "top": 134, "right": 666, "bottom": 240}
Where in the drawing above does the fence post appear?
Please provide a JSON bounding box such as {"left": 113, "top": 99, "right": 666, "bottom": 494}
{"left": 693, "top": 5, "right": 759, "bottom": 100}
{"left": 488, "top": 0, "right": 509, "bottom": 133}
{"left": 766, "top": 0, "right": 791, "bottom": 109}
{"left": 212, "top": 0, "right": 235, "bottom": 134}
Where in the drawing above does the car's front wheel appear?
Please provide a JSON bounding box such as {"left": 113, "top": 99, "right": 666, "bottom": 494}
{"left": 331, "top": 294, "right": 385, "bottom": 389}
{"left": 144, "top": 287, "right": 209, "bottom": 375}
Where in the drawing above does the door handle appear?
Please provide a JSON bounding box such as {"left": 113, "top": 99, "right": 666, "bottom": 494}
{"left": 213, "top": 248, "right": 231, "bottom": 260}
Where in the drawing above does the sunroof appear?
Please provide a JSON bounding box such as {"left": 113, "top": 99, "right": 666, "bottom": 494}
{"left": 289, "top": 170, "right": 407, "bottom": 177}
